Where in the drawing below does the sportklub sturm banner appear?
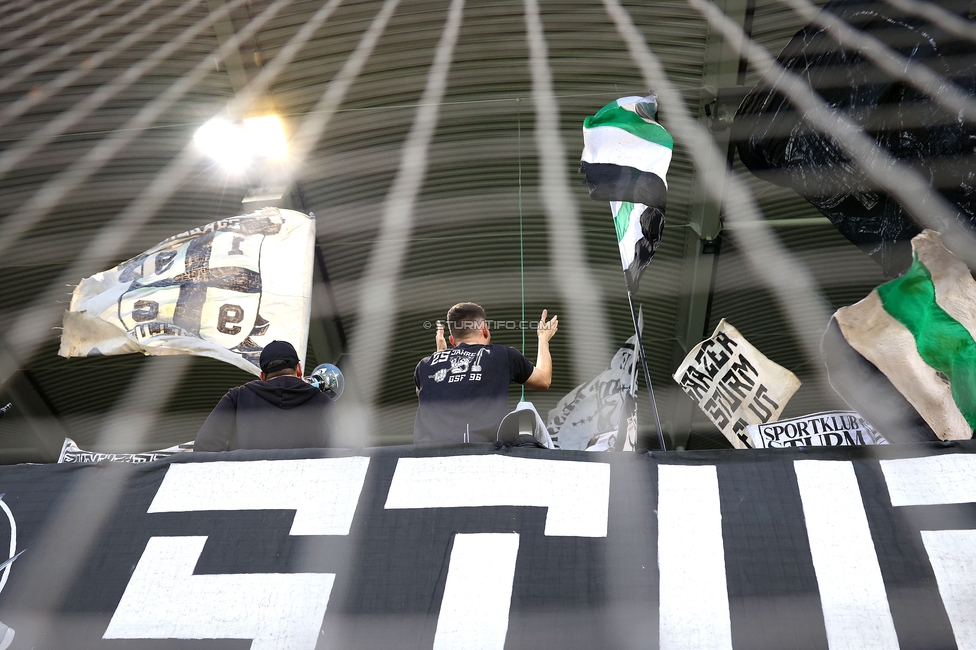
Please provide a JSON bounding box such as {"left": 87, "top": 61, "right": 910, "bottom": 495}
{"left": 59, "top": 208, "right": 314, "bottom": 374}
{"left": 0, "top": 443, "right": 971, "bottom": 649}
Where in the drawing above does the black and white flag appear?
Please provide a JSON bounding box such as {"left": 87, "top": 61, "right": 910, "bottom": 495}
{"left": 59, "top": 208, "right": 315, "bottom": 375}
{"left": 547, "top": 336, "right": 639, "bottom": 450}
{"left": 57, "top": 438, "right": 194, "bottom": 464}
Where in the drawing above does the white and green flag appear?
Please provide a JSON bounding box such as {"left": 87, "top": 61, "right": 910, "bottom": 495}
{"left": 611, "top": 201, "right": 651, "bottom": 289}
{"left": 833, "top": 229, "right": 976, "bottom": 440}
{"left": 582, "top": 95, "right": 674, "bottom": 182}
{"left": 582, "top": 95, "right": 673, "bottom": 292}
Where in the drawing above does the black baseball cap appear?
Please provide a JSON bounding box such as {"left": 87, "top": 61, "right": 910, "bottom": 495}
{"left": 259, "top": 340, "right": 300, "bottom": 373}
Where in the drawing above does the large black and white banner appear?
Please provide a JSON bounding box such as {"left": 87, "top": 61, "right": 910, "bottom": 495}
{"left": 0, "top": 442, "right": 973, "bottom": 649}
{"left": 59, "top": 208, "right": 315, "bottom": 374}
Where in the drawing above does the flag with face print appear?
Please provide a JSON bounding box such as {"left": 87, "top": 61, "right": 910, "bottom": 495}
{"left": 59, "top": 208, "right": 315, "bottom": 375}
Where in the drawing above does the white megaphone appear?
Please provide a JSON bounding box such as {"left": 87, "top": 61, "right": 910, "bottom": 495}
{"left": 307, "top": 363, "right": 344, "bottom": 400}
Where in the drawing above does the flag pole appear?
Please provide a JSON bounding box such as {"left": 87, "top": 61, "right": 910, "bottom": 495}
{"left": 627, "top": 289, "right": 666, "bottom": 451}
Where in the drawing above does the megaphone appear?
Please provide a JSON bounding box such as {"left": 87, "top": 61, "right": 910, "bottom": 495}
{"left": 307, "top": 363, "right": 344, "bottom": 400}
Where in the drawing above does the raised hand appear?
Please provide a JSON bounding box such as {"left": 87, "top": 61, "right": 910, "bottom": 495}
{"left": 435, "top": 320, "right": 448, "bottom": 351}
{"left": 537, "top": 309, "right": 558, "bottom": 342}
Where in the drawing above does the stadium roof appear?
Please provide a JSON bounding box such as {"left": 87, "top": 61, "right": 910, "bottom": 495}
{"left": 0, "top": 0, "right": 889, "bottom": 461}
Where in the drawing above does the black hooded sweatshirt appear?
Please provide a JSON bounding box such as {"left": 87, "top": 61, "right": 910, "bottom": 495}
{"left": 194, "top": 375, "right": 335, "bottom": 451}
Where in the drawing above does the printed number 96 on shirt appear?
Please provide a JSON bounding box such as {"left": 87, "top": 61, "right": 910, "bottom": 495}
{"left": 449, "top": 373, "right": 482, "bottom": 382}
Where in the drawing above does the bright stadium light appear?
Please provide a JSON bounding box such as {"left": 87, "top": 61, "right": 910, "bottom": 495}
{"left": 244, "top": 114, "right": 288, "bottom": 160}
{"left": 194, "top": 118, "right": 252, "bottom": 171}
{"left": 194, "top": 114, "right": 288, "bottom": 170}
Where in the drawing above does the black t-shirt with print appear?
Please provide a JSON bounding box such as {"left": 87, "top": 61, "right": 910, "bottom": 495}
{"left": 413, "top": 343, "right": 534, "bottom": 443}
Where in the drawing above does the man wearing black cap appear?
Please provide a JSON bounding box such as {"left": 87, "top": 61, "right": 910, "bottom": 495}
{"left": 194, "top": 340, "right": 335, "bottom": 451}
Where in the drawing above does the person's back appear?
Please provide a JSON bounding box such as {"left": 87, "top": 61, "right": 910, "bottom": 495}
{"left": 414, "top": 342, "right": 533, "bottom": 443}
{"left": 195, "top": 340, "right": 334, "bottom": 451}
{"left": 413, "top": 302, "right": 557, "bottom": 444}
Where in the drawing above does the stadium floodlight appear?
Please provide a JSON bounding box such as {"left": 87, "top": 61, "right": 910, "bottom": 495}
{"left": 194, "top": 118, "right": 253, "bottom": 171}
{"left": 243, "top": 114, "right": 288, "bottom": 161}
{"left": 194, "top": 114, "right": 288, "bottom": 171}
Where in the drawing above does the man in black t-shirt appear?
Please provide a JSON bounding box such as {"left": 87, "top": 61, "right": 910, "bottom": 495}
{"left": 414, "top": 302, "right": 558, "bottom": 443}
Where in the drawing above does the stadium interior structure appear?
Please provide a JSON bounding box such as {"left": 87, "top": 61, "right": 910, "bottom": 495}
{"left": 0, "top": 0, "right": 962, "bottom": 461}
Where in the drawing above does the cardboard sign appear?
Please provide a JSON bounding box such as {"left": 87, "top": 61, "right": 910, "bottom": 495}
{"left": 673, "top": 319, "right": 800, "bottom": 449}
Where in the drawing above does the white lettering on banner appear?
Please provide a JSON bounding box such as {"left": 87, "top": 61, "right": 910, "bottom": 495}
{"left": 432, "top": 534, "right": 520, "bottom": 650}
{"left": 386, "top": 456, "right": 608, "bottom": 650}
{"left": 920, "top": 530, "right": 976, "bottom": 650}
{"left": 881, "top": 456, "right": 976, "bottom": 648}
{"left": 384, "top": 455, "right": 610, "bottom": 537}
{"left": 880, "top": 454, "right": 976, "bottom": 506}
{"left": 657, "top": 465, "right": 732, "bottom": 650}
{"left": 794, "top": 460, "right": 899, "bottom": 650}
{"left": 103, "top": 537, "right": 335, "bottom": 650}
{"left": 148, "top": 457, "right": 370, "bottom": 535}
{"left": 106, "top": 458, "right": 370, "bottom": 648}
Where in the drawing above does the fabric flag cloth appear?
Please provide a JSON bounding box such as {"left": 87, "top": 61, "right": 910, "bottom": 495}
{"left": 673, "top": 319, "right": 801, "bottom": 449}
{"left": 546, "top": 335, "right": 639, "bottom": 451}
{"left": 58, "top": 438, "right": 194, "bottom": 464}
{"left": 828, "top": 229, "right": 976, "bottom": 442}
{"left": 584, "top": 391, "right": 637, "bottom": 452}
{"left": 733, "top": 0, "right": 976, "bottom": 277}
{"left": 59, "top": 207, "right": 315, "bottom": 375}
{"left": 746, "top": 410, "right": 887, "bottom": 448}
{"left": 581, "top": 95, "right": 673, "bottom": 292}
{"left": 610, "top": 200, "right": 666, "bottom": 292}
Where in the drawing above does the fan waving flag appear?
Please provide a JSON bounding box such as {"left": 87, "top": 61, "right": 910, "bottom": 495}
{"left": 829, "top": 229, "right": 976, "bottom": 441}
{"left": 59, "top": 207, "right": 315, "bottom": 375}
{"left": 582, "top": 95, "right": 673, "bottom": 291}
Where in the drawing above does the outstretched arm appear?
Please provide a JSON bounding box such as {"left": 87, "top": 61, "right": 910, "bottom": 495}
{"left": 524, "top": 309, "right": 558, "bottom": 390}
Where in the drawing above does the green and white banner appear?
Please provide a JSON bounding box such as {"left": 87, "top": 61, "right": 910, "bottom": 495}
{"left": 611, "top": 201, "right": 645, "bottom": 278}
{"left": 582, "top": 96, "right": 673, "bottom": 182}
{"left": 582, "top": 95, "right": 672, "bottom": 293}
{"left": 834, "top": 229, "right": 976, "bottom": 440}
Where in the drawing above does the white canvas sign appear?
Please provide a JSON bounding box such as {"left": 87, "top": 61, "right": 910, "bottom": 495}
{"left": 747, "top": 411, "right": 888, "bottom": 448}
{"left": 673, "top": 319, "right": 800, "bottom": 449}
{"left": 59, "top": 208, "right": 314, "bottom": 375}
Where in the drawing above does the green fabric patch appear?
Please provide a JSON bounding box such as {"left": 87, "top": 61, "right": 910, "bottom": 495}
{"left": 877, "top": 256, "right": 976, "bottom": 429}
{"left": 614, "top": 202, "right": 634, "bottom": 243}
{"left": 584, "top": 105, "right": 673, "bottom": 149}
{"left": 592, "top": 99, "right": 623, "bottom": 118}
